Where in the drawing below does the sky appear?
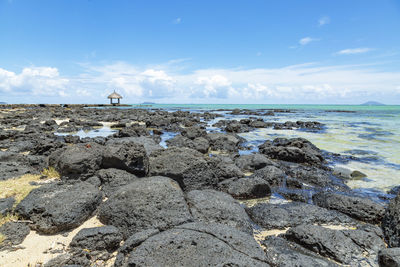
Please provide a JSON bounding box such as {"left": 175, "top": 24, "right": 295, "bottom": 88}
{"left": 0, "top": 0, "right": 400, "bottom": 104}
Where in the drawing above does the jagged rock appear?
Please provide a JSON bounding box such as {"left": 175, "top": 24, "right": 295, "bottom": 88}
{"left": 259, "top": 138, "right": 324, "bottom": 165}
{"left": 106, "top": 136, "right": 163, "bottom": 156}
{"left": 235, "top": 154, "right": 276, "bottom": 171}
{"left": 115, "top": 222, "right": 268, "bottom": 267}
{"left": 98, "top": 176, "right": 193, "bottom": 238}
{"left": 114, "top": 229, "right": 160, "bottom": 266}
{"left": 95, "top": 168, "right": 138, "bottom": 197}
{"left": 0, "top": 151, "right": 40, "bottom": 181}
{"left": 246, "top": 202, "right": 355, "bottom": 230}
{"left": 206, "top": 156, "right": 244, "bottom": 180}
{"left": 147, "top": 147, "right": 218, "bottom": 191}
{"left": 69, "top": 226, "right": 123, "bottom": 252}
{"left": 166, "top": 135, "right": 210, "bottom": 153}
{"left": 286, "top": 164, "right": 349, "bottom": 191}
{"left": 0, "top": 222, "right": 30, "bottom": 249}
{"left": 262, "top": 236, "right": 339, "bottom": 267}
{"left": 207, "top": 132, "right": 242, "bottom": 152}
{"left": 101, "top": 142, "right": 147, "bottom": 176}
{"left": 284, "top": 224, "right": 385, "bottom": 265}
{"left": 181, "top": 126, "right": 207, "bottom": 139}
{"left": 186, "top": 189, "right": 253, "bottom": 234}
{"left": 49, "top": 143, "right": 104, "bottom": 180}
{"left": 312, "top": 191, "right": 385, "bottom": 224}
{"left": 0, "top": 197, "right": 15, "bottom": 216}
{"left": 226, "top": 177, "right": 271, "bottom": 199}
{"left": 382, "top": 192, "right": 400, "bottom": 247}
{"left": 250, "top": 165, "right": 286, "bottom": 187}
{"left": 16, "top": 182, "right": 102, "bottom": 234}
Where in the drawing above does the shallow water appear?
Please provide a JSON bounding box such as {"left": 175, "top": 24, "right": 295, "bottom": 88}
{"left": 70, "top": 104, "right": 400, "bottom": 192}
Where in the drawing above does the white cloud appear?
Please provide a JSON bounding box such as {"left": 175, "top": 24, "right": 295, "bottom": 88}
{"left": 173, "top": 18, "right": 181, "bottom": 24}
{"left": 299, "top": 37, "right": 317, "bottom": 45}
{"left": 337, "top": 48, "right": 373, "bottom": 55}
{"left": 0, "top": 66, "right": 69, "bottom": 97}
{"left": 1, "top": 61, "right": 400, "bottom": 104}
{"left": 194, "top": 75, "right": 231, "bottom": 98}
{"left": 318, "top": 16, "right": 330, "bottom": 26}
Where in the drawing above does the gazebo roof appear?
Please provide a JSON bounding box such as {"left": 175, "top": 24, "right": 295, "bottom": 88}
{"left": 107, "top": 91, "right": 123, "bottom": 99}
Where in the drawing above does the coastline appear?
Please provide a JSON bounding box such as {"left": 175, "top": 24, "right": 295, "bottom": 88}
{"left": 0, "top": 104, "right": 399, "bottom": 266}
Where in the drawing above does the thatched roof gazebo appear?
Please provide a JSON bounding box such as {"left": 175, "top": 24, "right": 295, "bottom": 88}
{"left": 107, "top": 90, "right": 123, "bottom": 105}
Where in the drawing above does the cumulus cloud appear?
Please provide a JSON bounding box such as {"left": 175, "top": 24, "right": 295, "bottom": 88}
{"left": 0, "top": 66, "right": 68, "bottom": 97}
{"left": 1, "top": 61, "right": 400, "bottom": 104}
{"left": 194, "top": 75, "right": 231, "bottom": 98}
{"left": 337, "top": 48, "right": 373, "bottom": 55}
{"left": 299, "top": 37, "right": 317, "bottom": 45}
{"left": 318, "top": 16, "right": 330, "bottom": 26}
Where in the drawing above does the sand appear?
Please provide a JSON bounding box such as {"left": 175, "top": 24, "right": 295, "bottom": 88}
{"left": 0, "top": 216, "right": 104, "bottom": 267}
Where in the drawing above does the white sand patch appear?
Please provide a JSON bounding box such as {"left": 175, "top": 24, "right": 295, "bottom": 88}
{"left": 319, "top": 224, "right": 357, "bottom": 230}
{"left": 0, "top": 216, "right": 103, "bottom": 267}
{"left": 54, "top": 119, "right": 69, "bottom": 125}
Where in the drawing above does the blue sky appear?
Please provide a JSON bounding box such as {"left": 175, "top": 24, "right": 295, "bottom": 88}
{"left": 0, "top": 0, "right": 400, "bottom": 104}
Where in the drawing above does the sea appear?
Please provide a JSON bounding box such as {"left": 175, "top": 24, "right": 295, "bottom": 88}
{"left": 65, "top": 104, "right": 400, "bottom": 196}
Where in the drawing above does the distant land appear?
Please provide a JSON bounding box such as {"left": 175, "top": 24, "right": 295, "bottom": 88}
{"left": 361, "top": 101, "right": 385, "bottom": 106}
{"left": 0, "top": 102, "right": 6, "bottom": 104}
{"left": 142, "top": 102, "right": 156, "bottom": 104}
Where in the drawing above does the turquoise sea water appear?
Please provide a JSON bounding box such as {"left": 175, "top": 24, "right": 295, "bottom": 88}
{"left": 135, "top": 104, "right": 400, "bottom": 192}
{"left": 80, "top": 104, "right": 400, "bottom": 192}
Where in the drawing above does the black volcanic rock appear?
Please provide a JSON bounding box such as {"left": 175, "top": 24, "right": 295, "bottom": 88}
{"left": 259, "top": 138, "right": 324, "bottom": 166}
{"left": 312, "top": 191, "right": 385, "bottom": 224}
{"left": 382, "top": 192, "right": 400, "bottom": 247}
{"left": 246, "top": 202, "right": 355, "bottom": 230}
{"left": 115, "top": 222, "right": 268, "bottom": 267}
{"left": 16, "top": 182, "right": 102, "bottom": 234}
{"left": 186, "top": 189, "right": 253, "bottom": 234}
{"left": 98, "top": 176, "right": 193, "bottom": 239}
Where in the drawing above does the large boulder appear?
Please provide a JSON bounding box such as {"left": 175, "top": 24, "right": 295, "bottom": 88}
{"left": 312, "top": 191, "right": 385, "bottom": 224}
{"left": 246, "top": 202, "right": 355, "bottom": 230}
{"left": 147, "top": 147, "right": 218, "bottom": 191}
{"left": 286, "top": 164, "right": 348, "bottom": 191}
{"left": 95, "top": 168, "right": 138, "bottom": 197}
{"left": 49, "top": 143, "right": 104, "bottom": 180}
{"left": 206, "top": 155, "right": 244, "bottom": 180}
{"left": 98, "top": 176, "right": 193, "bottom": 238}
{"left": 102, "top": 142, "right": 147, "bottom": 176}
{"left": 16, "top": 182, "right": 102, "bottom": 234}
{"left": 225, "top": 177, "right": 271, "bottom": 199}
{"left": 382, "top": 192, "right": 400, "bottom": 247}
{"left": 250, "top": 165, "right": 287, "bottom": 187}
{"left": 259, "top": 138, "right": 324, "bottom": 165}
{"left": 284, "top": 224, "right": 386, "bottom": 265}
{"left": 186, "top": 189, "right": 253, "bottom": 234}
{"left": 207, "top": 132, "right": 243, "bottom": 152}
{"left": 115, "top": 222, "right": 268, "bottom": 267}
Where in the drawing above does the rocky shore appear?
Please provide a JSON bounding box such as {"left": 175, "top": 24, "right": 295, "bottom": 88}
{"left": 0, "top": 104, "right": 399, "bottom": 266}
